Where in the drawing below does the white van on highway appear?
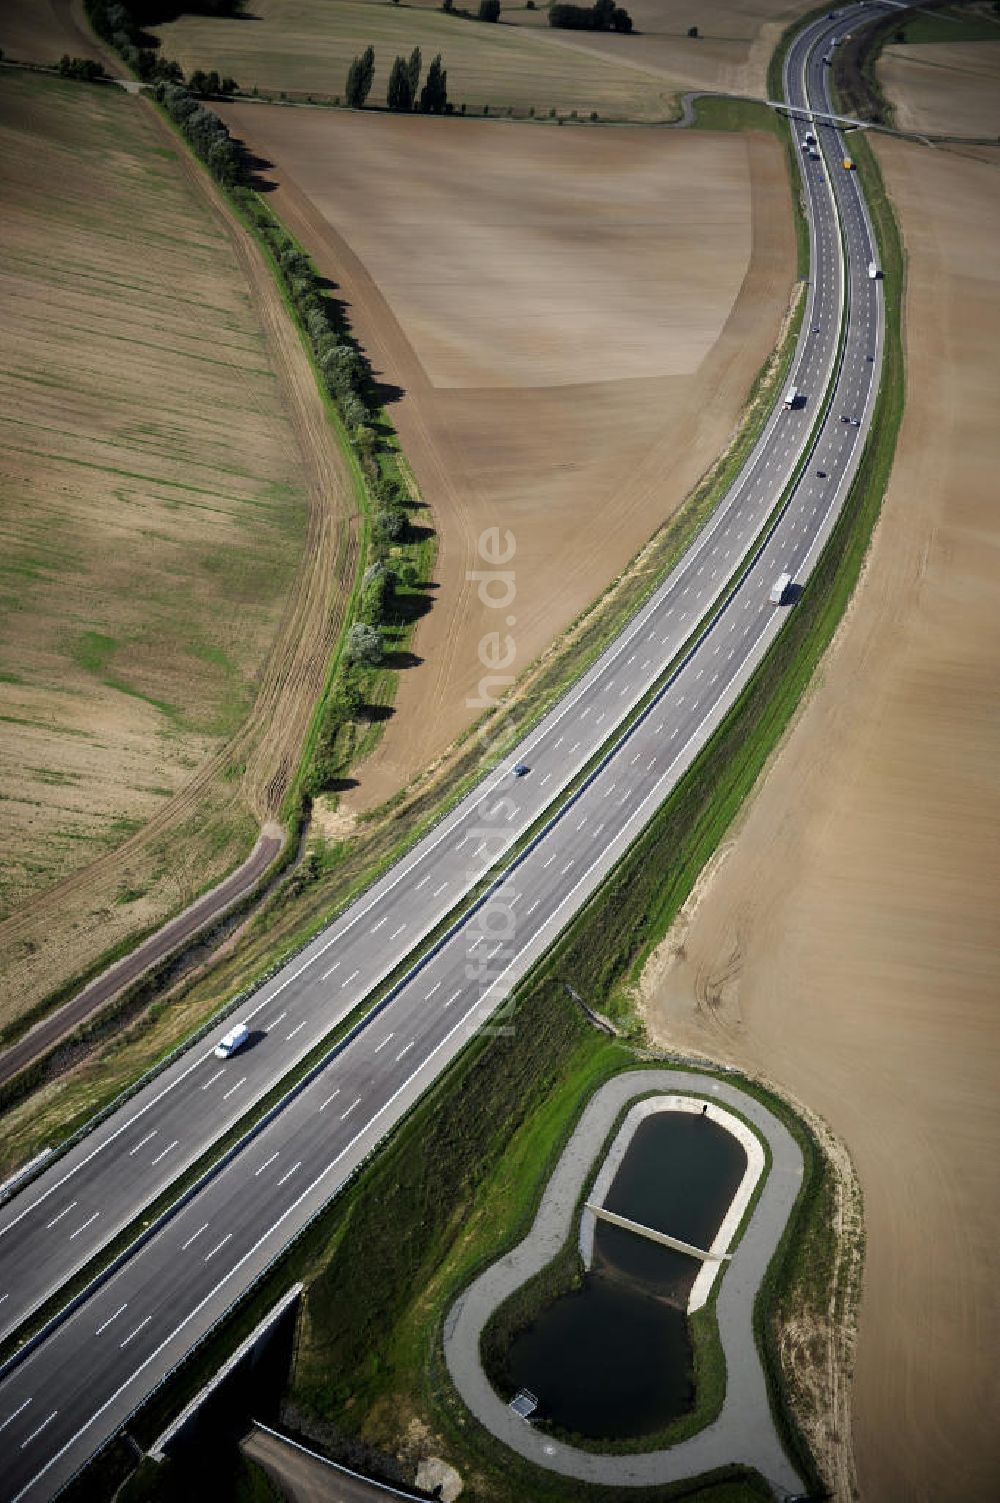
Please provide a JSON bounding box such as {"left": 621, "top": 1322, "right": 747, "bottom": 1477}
{"left": 214, "top": 1022, "right": 250, "bottom": 1060}
{"left": 770, "top": 572, "right": 793, "bottom": 606}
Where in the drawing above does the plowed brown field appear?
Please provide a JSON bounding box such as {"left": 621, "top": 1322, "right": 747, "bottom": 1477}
{"left": 641, "top": 138, "right": 1000, "bottom": 1500}
{"left": 0, "top": 72, "right": 356, "bottom": 1027}
{"left": 217, "top": 104, "right": 795, "bottom": 810}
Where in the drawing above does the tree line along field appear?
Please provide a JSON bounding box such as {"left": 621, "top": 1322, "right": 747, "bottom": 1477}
{"left": 0, "top": 68, "right": 352, "bottom": 1031}
{"left": 151, "top": 0, "right": 672, "bottom": 118}
{"left": 149, "top": 0, "right": 813, "bottom": 119}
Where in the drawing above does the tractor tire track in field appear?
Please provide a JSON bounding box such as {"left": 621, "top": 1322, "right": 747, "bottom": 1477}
{"left": 0, "top": 93, "right": 359, "bottom": 1050}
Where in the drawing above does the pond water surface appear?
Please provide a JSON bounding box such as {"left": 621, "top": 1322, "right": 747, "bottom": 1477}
{"left": 504, "top": 1107, "right": 748, "bottom": 1439}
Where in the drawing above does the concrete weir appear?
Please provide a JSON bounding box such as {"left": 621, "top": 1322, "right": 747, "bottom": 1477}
{"left": 583, "top": 1204, "right": 725, "bottom": 1264}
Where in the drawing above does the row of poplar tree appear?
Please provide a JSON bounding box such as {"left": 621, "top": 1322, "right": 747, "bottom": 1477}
{"left": 345, "top": 46, "right": 450, "bottom": 114}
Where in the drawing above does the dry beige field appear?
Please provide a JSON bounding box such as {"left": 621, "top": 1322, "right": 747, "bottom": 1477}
{"left": 0, "top": 69, "right": 357, "bottom": 1026}
{"left": 153, "top": 0, "right": 813, "bottom": 117}
{"left": 217, "top": 103, "right": 796, "bottom": 809}
{"left": 880, "top": 38, "right": 1000, "bottom": 137}
{"left": 641, "top": 137, "right": 1000, "bottom": 1500}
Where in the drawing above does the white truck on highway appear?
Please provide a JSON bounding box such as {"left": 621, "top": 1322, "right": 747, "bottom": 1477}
{"left": 868, "top": 259, "right": 879, "bottom": 279}
{"left": 770, "top": 572, "right": 793, "bottom": 605}
{"left": 783, "top": 385, "right": 799, "bottom": 410}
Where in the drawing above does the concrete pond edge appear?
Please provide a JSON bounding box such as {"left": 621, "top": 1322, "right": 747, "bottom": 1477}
{"left": 579, "top": 1093, "right": 766, "bottom": 1314}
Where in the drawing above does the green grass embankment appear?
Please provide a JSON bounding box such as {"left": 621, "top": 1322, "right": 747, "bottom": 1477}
{"left": 891, "top": 5, "right": 1000, "bottom": 44}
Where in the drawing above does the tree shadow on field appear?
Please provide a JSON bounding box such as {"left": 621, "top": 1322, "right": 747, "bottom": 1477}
{"left": 393, "top": 587, "right": 435, "bottom": 629}
{"left": 381, "top": 649, "right": 423, "bottom": 672}
{"left": 151, "top": 2, "right": 262, "bottom": 23}
{"left": 240, "top": 147, "right": 278, "bottom": 192}
{"left": 322, "top": 774, "right": 359, "bottom": 794}
{"left": 360, "top": 704, "right": 394, "bottom": 725}
{"left": 232, "top": 143, "right": 408, "bottom": 413}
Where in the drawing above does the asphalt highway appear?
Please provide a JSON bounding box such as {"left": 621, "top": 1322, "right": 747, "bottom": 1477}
{"left": 0, "top": 8, "right": 887, "bottom": 1495}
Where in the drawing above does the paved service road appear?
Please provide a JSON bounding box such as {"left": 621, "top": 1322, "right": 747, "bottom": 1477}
{"left": 242, "top": 1424, "right": 424, "bottom": 1503}
{"left": 443, "top": 1071, "right": 805, "bottom": 1493}
{"left": 0, "top": 825, "right": 285, "bottom": 1089}
{"left": 0, "top": 8, "right": 887, "bottom": 1496}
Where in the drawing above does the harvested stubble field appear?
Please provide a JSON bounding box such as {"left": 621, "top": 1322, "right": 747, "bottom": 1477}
{"left": 880, "top": 37, "right": 1000, "bottom": 136}
{"left": 641, "top": 136, "right": 1000, "bottom": 1500}
{"left": 217, "top": 103, "right": 796, "bottom": 810}
{"left": 0, "top": 70, "right": 356, "bottom": 1028}
{"left": 153, "top": 0, "right": 813, "bottom": 117}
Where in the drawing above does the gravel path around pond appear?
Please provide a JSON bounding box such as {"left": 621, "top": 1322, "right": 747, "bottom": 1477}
{"left": 442, "top": 1068, "right": 805, "bottom": 1495}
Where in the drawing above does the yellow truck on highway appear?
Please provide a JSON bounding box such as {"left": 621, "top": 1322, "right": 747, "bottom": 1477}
{"left": 842, "top": 156, "right": 854, "bottom": 170}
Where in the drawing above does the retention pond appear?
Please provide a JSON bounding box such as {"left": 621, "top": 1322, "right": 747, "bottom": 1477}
{"left": 504, "top": 1105, "right": 748, "bottom": 1440}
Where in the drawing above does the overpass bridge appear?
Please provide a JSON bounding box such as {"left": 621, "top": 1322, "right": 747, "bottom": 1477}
{"left": 767, "top": 99, "right": 873, "bottom": 131}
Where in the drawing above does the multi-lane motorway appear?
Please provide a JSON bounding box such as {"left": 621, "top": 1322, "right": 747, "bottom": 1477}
{"left": 0, "top": 8, "right": 887, "bottom": 1496}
